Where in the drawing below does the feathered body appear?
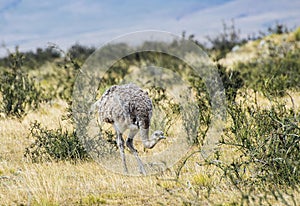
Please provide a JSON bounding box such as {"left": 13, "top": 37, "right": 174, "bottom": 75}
{"left": 91, "top": 83, "right": 165, "bottom": 175}
{"left": 96, "top": 83, "right": 152, "bottom": 131}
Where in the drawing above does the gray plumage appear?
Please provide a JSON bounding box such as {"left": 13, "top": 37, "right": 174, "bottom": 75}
{"left": 91, "top": 83, "right": 165, "bottom": 175}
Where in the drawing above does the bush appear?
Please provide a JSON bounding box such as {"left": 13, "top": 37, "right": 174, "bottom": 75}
{"left": 0, "top": 49, "right": 44, "bottom": 117}
{"left": 24, "top": 121, "right": 89, "bottom": 162}
{"left": 224, "top": 98, "right": 299, "bottom": 184}
{"left": 207, "top": 94, "right": 300, "bottom": 204}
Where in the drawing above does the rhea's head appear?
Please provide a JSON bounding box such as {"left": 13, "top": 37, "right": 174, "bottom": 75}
{"left": 152, "top": 130, "right": 165, "bottom": 140}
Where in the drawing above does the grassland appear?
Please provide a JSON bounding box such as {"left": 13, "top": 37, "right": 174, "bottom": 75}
{"left": 1, "top": 96, "right": 299, "bottom": 205}
{"left": 1, "top": 28, "right": 300, "bottom": 205}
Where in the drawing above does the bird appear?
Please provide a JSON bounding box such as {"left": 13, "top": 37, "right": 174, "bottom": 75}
{"left": 90, "top": 83, "right": 165, "bottom": 175}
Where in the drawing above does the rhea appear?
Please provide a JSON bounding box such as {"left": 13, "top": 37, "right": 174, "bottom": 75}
{"left": 90, "top": 83, "right": 165, "bottom": 175}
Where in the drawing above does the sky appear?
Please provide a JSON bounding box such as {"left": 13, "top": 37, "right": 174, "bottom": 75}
{"left": 0, "top": 0, "right": 300, "bottom": 56}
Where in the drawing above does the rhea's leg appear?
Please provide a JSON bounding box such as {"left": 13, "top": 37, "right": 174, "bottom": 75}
{"left": 115, "top": 129, "right": 128, "bottom": 174}
{"left": 126, "top": 129, "right": 146, "bottom": 175}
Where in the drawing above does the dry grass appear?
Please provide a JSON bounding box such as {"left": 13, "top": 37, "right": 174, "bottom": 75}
{"left": 0, "top": 98, "right": 241, "bottom": 205}
{"left": 1, "top": 94, "right": 299, "bottom": 205}
{"left": 235, "top": 89, "right": 300, "bottom": 110}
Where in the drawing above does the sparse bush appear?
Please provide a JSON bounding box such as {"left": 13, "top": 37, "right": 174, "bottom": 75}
{"left": 46, "top": 44, "right": 82, "bottom": 102}
{"left": 206, "top": 20, "right": 246, "bottom": 60}
{"left": 226, "top": 98, "right": 299, "bottom": 184}
{"left": 208, "top": 94, "right": 300, "bottom": 204}
{"left": 147, "top": 85, "right": 181, "bottom": 136}
{"left": 0, "top": 49, "right": 44, "bottom": 117}
{"left": 24, "top": 121, "right": 89, "bottom": 162}
{"left": 186, "top": 74, "right": 211, "bottom": 145}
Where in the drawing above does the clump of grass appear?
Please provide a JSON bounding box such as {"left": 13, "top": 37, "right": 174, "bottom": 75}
{"left": 79, "top": 194, "right": 107, "bottom": 205}
{"left": 191, "top": 173, "right": 213, "bottom": 188}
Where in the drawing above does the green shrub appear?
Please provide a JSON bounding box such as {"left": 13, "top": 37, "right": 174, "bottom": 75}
{"left": 0, "top": 49, "right": 43, "bottom": 117}
{"left": 208, "top": 94, "right": 300, "bottom": 204}
{"left": 24, "top": 121, "right": 89, "bottom": 162}
{"left": 224, "top": 99, "right": 299, "bottom": 184}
